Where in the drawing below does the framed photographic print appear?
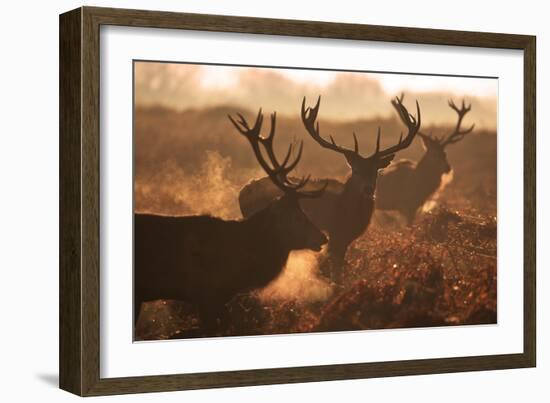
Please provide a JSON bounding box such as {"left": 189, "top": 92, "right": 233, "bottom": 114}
{"left": 59, "top": 6, "right": 536, "bottom": 396}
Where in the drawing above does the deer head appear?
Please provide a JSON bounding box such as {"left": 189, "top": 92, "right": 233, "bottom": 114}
{"left": 417, "top": 98, "right": 475, "bottom": 175}
{"left": 229, "top": 109, "right": 328, "bottom": 251}
{"left": 301, "top": 95, "right": 421, "bottom": 199}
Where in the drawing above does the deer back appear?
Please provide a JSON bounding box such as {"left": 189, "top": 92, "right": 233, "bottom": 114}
{"left": 239, "top": 176, "right": 344, "bottom": 231}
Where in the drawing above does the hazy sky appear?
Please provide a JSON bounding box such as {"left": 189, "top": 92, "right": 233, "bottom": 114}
{"left": 197, "top": 65, "right": 497, "bottom": 97}
{"left": 135, "top": 62, "right": 497, "bottom": 130}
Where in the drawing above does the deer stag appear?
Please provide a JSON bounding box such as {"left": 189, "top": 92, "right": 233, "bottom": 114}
{"left": 375, "top": 98, "right": 475, "bottom": 225}
{"left": 239, "top": 96, "right": 421, "bottom": 282}
{"left": 134, "top": 108, "right": 327, "bottom": 331}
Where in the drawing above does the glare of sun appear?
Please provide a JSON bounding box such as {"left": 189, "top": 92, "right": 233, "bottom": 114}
{"left": 375, "top": 74, "right": 497, "bottom": 98}
{"left": 197, "top": 64, "right": 497, "bottom": 99}
{"left": 277, "top": 70, "right": 337, "bottom": 86}
{"left": 199, "top": 66, "right": 339, "bottom": 88}
{"left": 198, "top": 66, "right": 240, "bottom": 88}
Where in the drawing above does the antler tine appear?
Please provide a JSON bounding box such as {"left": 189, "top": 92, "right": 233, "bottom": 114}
{"left": 242, "top": 110, "right": 299, "bottom": 174}
{"left": 257, "top": 111, "right": 283, "bottom": 170}
{"left": 293, "top": 173, "right": 311, "bottom": 190}
{"left": 448, "top": 99, "right": 457, "bottom": 112}
{"left": 297, "top": 178, "right": 329, "bottom": 198}
{"left": 301, "top": 96, "right": 360, "bottom": 157}
{"left": 275, "top": 141, "right": 293, "bottom": 170}
{"left": 228, "top": 109, "right": 275, "bottom": 175}
{"left": 228, "top": 108, "right": 262, "bottom": 136}
{"left": 442, "top": 98, "right": 475, "bottom": 147}
{"left": 265, "top": 112, "right": 276, "bottom": 142}
{"left": 397, "top": 92, "right": 405, "bottom": 104}
{"left": 372, "top": 96, "right": 421, "bottom": 158}
{"left": 305, "top": 95, "right": 321, "bottom": 122}
{"left": 375, "top": 127, "right": 381, "bottom": 154}
{"left": 272, "top": 140, "right": 314, "bottom": 194}
{"left": 448, "top": 98, "right": 472, "bottom": 116}
{"left": 280, "top": 141, "right": 304, "bottom": 176}
{"left": 276, "top": 140, "right": 326, "bottom": 197}
{"left": 442, "top": 123, "right": 475, "bottom": 146}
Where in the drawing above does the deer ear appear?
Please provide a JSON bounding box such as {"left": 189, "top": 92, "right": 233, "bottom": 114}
{"left": 377, "top": 155, "right": 394, "bottom": 169}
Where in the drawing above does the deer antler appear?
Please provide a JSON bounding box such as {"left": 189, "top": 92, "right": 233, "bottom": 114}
{"left": 229, "top": 109, "right": 327, "bottom": 198}
{"left": 441, "top": 99, "right": 475, "bottom": 147}
{"left": 301, "top": 96, "right": 359, "bottom": 158}
{"left": 375, "top": 95, "right": 421, "bottom": 158}
{"left": 302, "top": 95, "right": 420, "bottom": 162}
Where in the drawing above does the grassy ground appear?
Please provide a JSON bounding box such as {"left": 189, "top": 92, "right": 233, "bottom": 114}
{"left": 135, "top": 197, "right": 497, "bottom": 341}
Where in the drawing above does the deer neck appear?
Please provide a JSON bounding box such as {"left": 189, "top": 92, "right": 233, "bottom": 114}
{"left": 414, "top": 152, "right": 446, "bottom": 199}
{"left": 240, "top": 206, "right": 291, "bottom": 285}
{"left": 347, "top": 173, "right": 375, "bottom": 210}
{"left": 329, "top": 174, "right": 375, "bottom": 238}
{"left": 245, "top": 202, "right": 291, "bottom": 254}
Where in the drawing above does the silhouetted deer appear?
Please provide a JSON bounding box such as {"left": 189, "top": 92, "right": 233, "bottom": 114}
{"left": 239, "top": 96, "right": 421, "bottom": 281}
{"left": 134, "top": 109, "right": 327, "bottom": 331}
{"left": 375, "top": 98, "right": 475, "bottom": 225}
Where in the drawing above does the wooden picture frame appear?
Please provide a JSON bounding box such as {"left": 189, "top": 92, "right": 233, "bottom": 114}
{"left": 59, "top": 6, "right": 536, "bottom": 396}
